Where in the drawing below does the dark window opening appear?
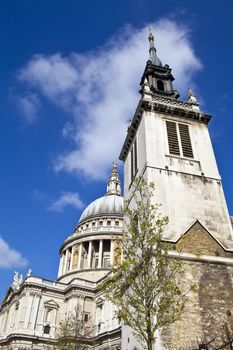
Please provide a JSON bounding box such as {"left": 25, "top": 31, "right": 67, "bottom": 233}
{"left": 157, "top": 80, "right": 164, "bottom": 91}
{"left": 84, "top": 313, "right": 89, "bottom": 322}
{"left": 103, "top": 240, "right": 111, "bottom": 251}
{"left": 44, "top": 325, "right": 51, "bottom": 334}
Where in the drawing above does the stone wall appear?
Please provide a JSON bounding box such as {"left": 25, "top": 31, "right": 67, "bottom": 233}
{"left": 161, "top": 223, "right": 233, "bottom": 349}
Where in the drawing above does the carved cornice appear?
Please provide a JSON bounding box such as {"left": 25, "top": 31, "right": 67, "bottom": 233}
{"left": 119, "top": 96, "right": 212, "bottom": 162}
{"left": 0, "top": 327, "right": 121, "bottom": 348}
{"left": 0, "top": 278, "right": 98, "bottom": 311}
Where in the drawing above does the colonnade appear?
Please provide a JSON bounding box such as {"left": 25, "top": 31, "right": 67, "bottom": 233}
{"left": 58, "top": 239, "right": 116, "bottom": 276}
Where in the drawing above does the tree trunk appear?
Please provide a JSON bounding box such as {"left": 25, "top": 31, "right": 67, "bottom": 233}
{"left": 147, "top": 341, "right": 153, "bottom": 350}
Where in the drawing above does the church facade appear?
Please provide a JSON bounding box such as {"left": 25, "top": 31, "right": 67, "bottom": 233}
{"left": 1, "top": 32, "right": 233, "bottom": 350}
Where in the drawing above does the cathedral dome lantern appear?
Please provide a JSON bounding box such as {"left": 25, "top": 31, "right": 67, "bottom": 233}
{"left": 106, "top": 161, "right": 121, "bottom": 196}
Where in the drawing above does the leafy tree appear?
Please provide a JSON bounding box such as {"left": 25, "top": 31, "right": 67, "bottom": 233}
{"left": 51, "top": 305, "right": 94, "bottom": 350}
{"left": 54, "top": 317, "right": 76, "bottom": 350}
{"left": 101, "top": 178, "right": 187, "bottom": 350}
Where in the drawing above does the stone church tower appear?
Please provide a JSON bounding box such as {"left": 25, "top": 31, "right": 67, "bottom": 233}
{"left": 120, "top": 31, "right": 233, "bottom": 349}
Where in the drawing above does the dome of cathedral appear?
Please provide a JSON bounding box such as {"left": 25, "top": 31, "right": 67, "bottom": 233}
{"left": 79, "top": 162, "right": 124, "bottom": 223}
{"left": 79, "top": 194, "right": 124, "bottom": 223}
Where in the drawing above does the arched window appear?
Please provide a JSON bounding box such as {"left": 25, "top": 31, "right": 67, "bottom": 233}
{"left": 157, "top": 80, "right": 164, "bottom": 91}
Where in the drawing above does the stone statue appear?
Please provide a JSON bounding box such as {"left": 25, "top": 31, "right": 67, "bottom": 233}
{"left": 188, "top": 88, "right": 198, "bottom": 104}
{"left": 26, "top": 268, "right": 32, "bottom": 278}
{"left": 12, "top": 271, "right": 25, "bottom": 290}
{"left": 19, "top": 274, "right": 23, "bottom": 285}
{"left": 12, "top": 271, "right": 20, "bottom": 290}
{"left": 142, "top": 78, "right": 150, "bottom": 93}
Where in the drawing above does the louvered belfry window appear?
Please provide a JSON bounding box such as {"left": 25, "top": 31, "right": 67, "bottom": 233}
{"left": 166, "top": 121, "right": 180, "bottom": 156}
{"left": 166, "top": 120, "right": 194, "bottom": 158}
{"left": 178, "top": 123, "right": 194, "bottom": 158}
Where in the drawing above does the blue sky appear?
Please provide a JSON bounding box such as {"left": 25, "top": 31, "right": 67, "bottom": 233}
{"left": 0, "top": 0, "right": 233, "bottom": 299}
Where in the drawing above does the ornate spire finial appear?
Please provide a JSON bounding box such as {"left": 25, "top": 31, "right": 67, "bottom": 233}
{"left": 148, "top": 28, "right": 154, "bottom": 43}
{"left": 147, "top": 29, "right": 162, "bottom": 66}
{"left": 112, "top": 160, "right": 117, "bottom": 173}
{"left": 106, "top": 162, "right": 121, "bottom": 196}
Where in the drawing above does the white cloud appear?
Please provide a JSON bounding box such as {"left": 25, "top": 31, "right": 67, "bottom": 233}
{"left": 18, "top": 54, "right": 78, "bottom": 109}
{"left": 17, "top": 93, "right": 41, "bottom": 124}
{"left": 49, "top": 192, "right": 84, "bottom": 212}
{"left": 0, "top": 237, "right": 28, "bottom": 268}
{"left": 18, "top": 19, "right": 202, "bottom": 179}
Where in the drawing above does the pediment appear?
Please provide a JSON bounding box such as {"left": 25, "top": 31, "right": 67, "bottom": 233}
{"left": 174, "top": 220, "right": 233, "bottom": 258}
{"left": 96, "top": 296, "right": 104, "bottom": 305}
{"left": 44, "top": 299, "right": 59, "bottom": 309}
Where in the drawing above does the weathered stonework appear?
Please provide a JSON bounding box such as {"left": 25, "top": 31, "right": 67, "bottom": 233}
{"left": 174, "top": 221, "right": 233, "bottom": 258}
{"left": 160, "top": 223, "right": 233, "bottom": 349}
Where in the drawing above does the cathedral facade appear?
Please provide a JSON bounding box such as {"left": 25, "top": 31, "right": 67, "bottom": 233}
{"left": 0, "top": 163, "right": 123, "bottom": 350}
{"left": 1, "top": 32, "right": 233, "bottom": 350}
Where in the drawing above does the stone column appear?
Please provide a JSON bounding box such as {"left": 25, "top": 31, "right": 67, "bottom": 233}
{"left": 110, "top": 240, "right": 114, "bottom": 266}
{"left": 32, "top": 292, "right": 41, "bottom": 331}
{"left": 5, "top": 307, "right": 12, "bottom": 332}
{"left": 98, "top": 240, "right": 103, "bottom": 268}
{"left": 87, "top": 241, "right": 93, "bottom": 269}
{"left": 27, "top": 292, "right": 36, "bottom": 329}
{"left": 78, "top": 243, "right": 83, "bottom": 270}
{"left": 9, "top": 305, "right": 15, "bottom": 331}
{"left": 58, "top": 254, "right": 63, "bottom": 277}
{"left": 19, "top": 303, "right": 27, "bottom": 329}
{"left": 70, "top": 246, "right": 74, "bottom": 271}
{"left": 63, "top": 249, "right": 69, "bottom": 274}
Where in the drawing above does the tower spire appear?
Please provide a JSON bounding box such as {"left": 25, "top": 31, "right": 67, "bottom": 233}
{"left": 139, "top": 30, "right": 180, "bottom": 99}
{"left": 148, "top": 29, "right": 162, "bottom": 66}
{"left": 106, "top": 161, "right": 121, "bottom": 196}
